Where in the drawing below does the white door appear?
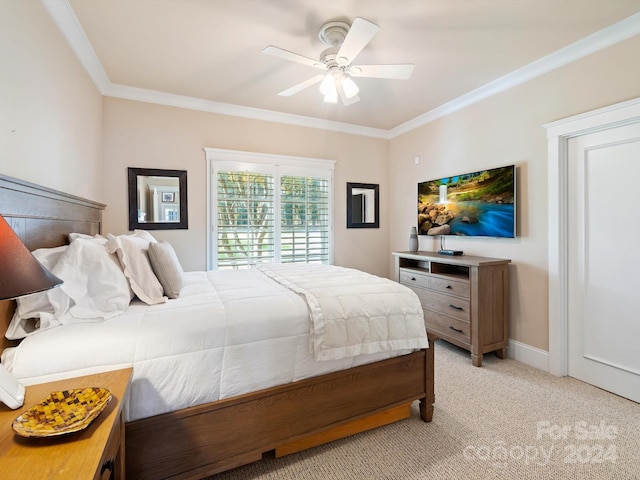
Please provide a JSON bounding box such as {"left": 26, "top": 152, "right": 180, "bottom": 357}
{"left": 567, "top": 123, "right": 640, "bottom": 402}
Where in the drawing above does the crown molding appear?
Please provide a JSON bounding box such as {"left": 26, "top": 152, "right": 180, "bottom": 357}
{"left": 389, "top": 12, "right": 640, "bottom": 138}
{"left": 43, "top": 0, "right": 640, "bottom": 139}
{"left": 41, "top": 0, "right": 110, "bottom": 94}
{"left": 106, "top": 83, "right": 390, "bottom": 139}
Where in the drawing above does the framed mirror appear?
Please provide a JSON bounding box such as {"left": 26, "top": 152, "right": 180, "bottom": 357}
{"left": 346, "top": 182, "right": 379, "bottom": 228}
{"left": 128, "top": 168, "right": 188, "bottom": 230}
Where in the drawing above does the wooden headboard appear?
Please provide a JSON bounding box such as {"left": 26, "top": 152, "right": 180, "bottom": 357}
{"left": 0, "top": 174, "right": 105, "bottom": 353}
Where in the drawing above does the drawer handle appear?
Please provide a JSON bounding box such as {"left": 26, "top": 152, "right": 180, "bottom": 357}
{"left": 101, "top": 457, "right": 115, "bottom": 480}
{"left": 449, "top": 326, "right": 463, "bottom": 333}
{"left": 446, "top": 285, "right": 452, "bottom": 289}
{"left": 448, "top": 304, "right": 463, "bottom": 311}
{"left": 411, "top": 277, "right": 416, "bottom": 281}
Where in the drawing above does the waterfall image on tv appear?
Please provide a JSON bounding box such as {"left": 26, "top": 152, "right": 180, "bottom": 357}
{"left": 418, "top": 165, "right": 515, "bottom": 238}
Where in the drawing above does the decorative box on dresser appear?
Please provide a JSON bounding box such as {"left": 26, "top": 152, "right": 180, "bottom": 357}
{"left": 393, "top": 251, "right": 510, "bottom": 367}
{"left": 0, "top": 368, "right": 132, "bottom": 480}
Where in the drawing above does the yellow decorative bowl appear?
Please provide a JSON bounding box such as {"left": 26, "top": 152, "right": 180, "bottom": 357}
{"left": 12, "top": 387, "right": 112, "bottom": 438}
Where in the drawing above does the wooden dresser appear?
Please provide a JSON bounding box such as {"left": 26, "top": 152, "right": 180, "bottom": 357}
{"left": 393, "top": 251, "right": 510, "bottom": 367}
{"left": 0, "top": 368, "right": 132, "bottom": 479}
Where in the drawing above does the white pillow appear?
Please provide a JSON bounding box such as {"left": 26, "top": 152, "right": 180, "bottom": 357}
{"left": 133, "top": 230, "right": 158, "bottom": 243}
{"left": 14, "top": 245, "right": 67, "bottom": 320}
{"left": 5, "top": 313, "right": 40, "bottom": 339}
{"left": 106, "top": 232, "right": 166, "bottom": 305}
{"left": 5, "top": 238, "right": 132, "bottom": 339}
{"left": 7, "top": 245, "right": 69, "bottom": 339}
{"left": 48, "top": 238, "right": 132, "bottom": 323}
{"left": 148, "top": 241, "right": 184, "bottom": 299}
{"left": 68, "top": 232, "right": 106, "bottom": 242}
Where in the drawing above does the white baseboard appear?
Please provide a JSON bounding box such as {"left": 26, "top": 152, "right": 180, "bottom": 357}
{"left": 507, "top": 339, "right": 550, "bottom": 373}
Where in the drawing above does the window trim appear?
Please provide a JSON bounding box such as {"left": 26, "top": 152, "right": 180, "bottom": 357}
{"left": 204, "top": 147, "right": 335, "bottom": 270}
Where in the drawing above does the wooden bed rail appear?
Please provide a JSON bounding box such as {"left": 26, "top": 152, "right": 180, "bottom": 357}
{"left": 126, "top": 336, "right": 435, "bottom": 480}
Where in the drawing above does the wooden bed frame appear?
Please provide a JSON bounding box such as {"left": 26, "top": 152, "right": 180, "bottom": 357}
{"left": 0, "top": 174, "right": 435, "bottom": 480}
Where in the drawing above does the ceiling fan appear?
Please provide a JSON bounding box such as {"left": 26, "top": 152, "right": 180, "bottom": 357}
{"left": 263, "top": 17, "right": 414, "bottom": 106}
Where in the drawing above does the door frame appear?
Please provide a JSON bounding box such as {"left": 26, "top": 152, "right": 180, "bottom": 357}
{"left": 545, "top": 97, "right": 640, "bottom": 376}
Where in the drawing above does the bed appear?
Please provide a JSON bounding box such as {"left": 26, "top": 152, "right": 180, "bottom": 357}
{"left": 0, "top": 173, "right": 435, "bottom": 480}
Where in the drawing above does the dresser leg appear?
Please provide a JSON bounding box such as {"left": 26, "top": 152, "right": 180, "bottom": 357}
{"left": 471, "top": 353, "right": 483, "bottom": 367}
{"left": 495, "top": 347, "right": 507, "bottom": 359}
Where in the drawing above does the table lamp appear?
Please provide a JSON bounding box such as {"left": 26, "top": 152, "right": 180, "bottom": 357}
{"left": 0, "top": 214, "right": 63, "bottom": 409}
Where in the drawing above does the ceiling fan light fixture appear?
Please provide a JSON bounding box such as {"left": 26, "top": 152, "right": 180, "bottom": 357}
{"left": 323, "top": 86, "right": 338, "bottom": 103}
{"left": 320, "top": 73, "right": 339, "bottom": 102}
{"left": 342, "top": 76, "right": 359, "bottom": 99}
{"left": 319, "top": 73, "right": 336, "bottom": 96}
{"left": 324, "top": 92, "right": 338, "bottom": 103}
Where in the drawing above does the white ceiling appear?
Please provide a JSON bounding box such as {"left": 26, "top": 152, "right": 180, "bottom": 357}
{"left": 49, "top": 0, "right": 640, "bottom": 137}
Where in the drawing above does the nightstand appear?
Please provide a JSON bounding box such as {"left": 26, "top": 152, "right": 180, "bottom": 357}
{"left": 0, "top": 368, "right": 132, "bottom": 479}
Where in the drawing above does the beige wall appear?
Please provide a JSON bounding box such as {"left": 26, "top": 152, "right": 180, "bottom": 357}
{"left": 389, "top": 34, "right": 640, "bottom": 351}
{"left": 0, "top": 0, "right": 102, "bottom": 201}
{"left": 102, "top": 98, "right": 390, "bottom": 274}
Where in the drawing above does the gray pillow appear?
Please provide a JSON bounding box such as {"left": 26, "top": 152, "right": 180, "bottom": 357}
{"left": 147, "top": 241, "right": 184, "bottom": 299}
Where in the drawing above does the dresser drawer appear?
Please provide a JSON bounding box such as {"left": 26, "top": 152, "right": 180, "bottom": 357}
{"left": 399, "top": 269, "right": 430, "bottom": 289}
{"left": 417, "top": 290, "right": 470, "bottom": 322}
{"left": 423, "top": 309, "right": 470, "bottom": 343}
{"left": 429, "top": 276, "right": 469, "bottom": 298}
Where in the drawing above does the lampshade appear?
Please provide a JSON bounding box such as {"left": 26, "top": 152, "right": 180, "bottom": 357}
{"left": 0, "top": 215, "right": 63, "bottom": 301}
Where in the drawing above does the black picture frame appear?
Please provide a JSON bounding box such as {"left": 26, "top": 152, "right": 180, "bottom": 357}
{"left": 346, "top": 182, "right": 379, "bottom": 228}
{"left": 128, "top": 167, "right": 188, "bottom": 230}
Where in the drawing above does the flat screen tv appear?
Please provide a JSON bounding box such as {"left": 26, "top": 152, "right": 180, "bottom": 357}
{"left": 417, "top": 164, "right": 515, "bottom": 238}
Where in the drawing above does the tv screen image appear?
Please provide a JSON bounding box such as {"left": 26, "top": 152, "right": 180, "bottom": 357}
{"left": 417, "top": 165, "right": 515, "bottom": 238}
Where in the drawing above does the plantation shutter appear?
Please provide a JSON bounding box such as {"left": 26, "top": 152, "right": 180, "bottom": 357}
{"left": 280, "top": 175, "right": 330, "bottom": 264}
{"left": 208, "top": 151, "right": 334, "bottom": 270}
{"left": 216, "top": 171, "right": 275, "bottom": 268}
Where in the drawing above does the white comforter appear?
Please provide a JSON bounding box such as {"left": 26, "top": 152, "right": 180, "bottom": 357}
{"left": 3, "top": 266, "right": 427, "bottom": 422}
{"left": 258, "top": 264, "right": 427, "bottom": 360}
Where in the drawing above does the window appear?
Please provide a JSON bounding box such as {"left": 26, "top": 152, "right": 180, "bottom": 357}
{"left": 205, "top": 149, "right": 334, "bottom": 269}
{"left": 280, "top": 175, "right": 330, "bottom": 264}
{"left": 216, "top": 171, "right": 275, "bottom": 268}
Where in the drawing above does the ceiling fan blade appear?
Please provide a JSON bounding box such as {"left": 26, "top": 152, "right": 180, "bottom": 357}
{"left": 336, "top": 17, "right": 380, "bottom": 66}
{"left": 349, "top": 64, "right": 414, "bottom": 80}
{"left": 263, "top": 46, "right": 326, "bottom": 70}
{"left": 277, "top": 74, "right": 325, "bottom": 97}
